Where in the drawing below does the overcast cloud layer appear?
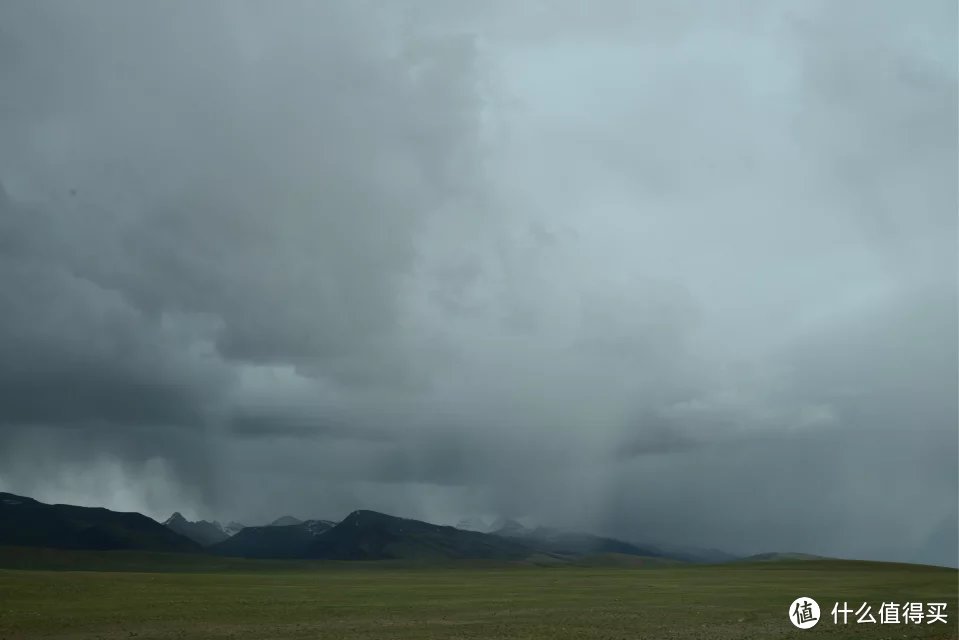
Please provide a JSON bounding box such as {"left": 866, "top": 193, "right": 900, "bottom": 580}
{"left": 0, "top": 1, "right": 956, "bottom": 566}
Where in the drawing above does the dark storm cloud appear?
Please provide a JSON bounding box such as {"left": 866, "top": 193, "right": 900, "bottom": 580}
{"left": 0, "top": 0, "right": 484, "bottom": 514}
{"left": 0, "top": 1, "right": 480, "bottom": 372}
{"left": 0, "top": 1, "right": 955, "bottom": 565}
{"left": 0, "top": 186, "right": 227, "bottom": 429}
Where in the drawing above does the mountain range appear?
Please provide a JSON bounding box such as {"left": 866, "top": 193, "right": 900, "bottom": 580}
{"left": 0, "top": 491, "right": 739, "bottom": 563}
{"left": 163, "top": 512, "right": 318, "bottom": 547}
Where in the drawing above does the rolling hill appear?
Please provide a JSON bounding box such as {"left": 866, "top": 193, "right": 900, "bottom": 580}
{"left": 0, "top": 492, "right": 200, "bottom": 552}
{"left": 210, "top": 520, "right": 336, "bottom": 559}
{"left": 737, "top": 551, "right": 827, "bottom": 562}
{"left": 308, "top": 510, "right": 535, "bottom": 560}
{"left": 492, "top": 523, "right": 666, "bottom": 559}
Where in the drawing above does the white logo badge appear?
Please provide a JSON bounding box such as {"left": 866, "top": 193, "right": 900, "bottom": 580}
{"left": 789, "top": 597, "right": 821, "bottom": 629}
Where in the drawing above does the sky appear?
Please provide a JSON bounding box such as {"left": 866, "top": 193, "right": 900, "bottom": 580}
{"left": 0, "top": 1, "right": 956, "bottom": 566}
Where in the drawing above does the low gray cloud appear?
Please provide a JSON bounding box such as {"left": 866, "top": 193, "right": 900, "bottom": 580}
{"left": 0, "top": 1, "right": 955, "bottom": 566}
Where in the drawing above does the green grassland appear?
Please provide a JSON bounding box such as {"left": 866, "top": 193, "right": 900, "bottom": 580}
{"left": 0, "top": 550, "right": 955, "bottom": 639}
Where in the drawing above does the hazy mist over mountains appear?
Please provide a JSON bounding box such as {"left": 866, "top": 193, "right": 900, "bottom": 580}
{"left": 0, "top": 1, "right": 955, "bottom": 567}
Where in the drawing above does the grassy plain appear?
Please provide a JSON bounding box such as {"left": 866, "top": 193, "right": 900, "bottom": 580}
{"left": 0, "top": 549, "right": 955, "bottom": 639}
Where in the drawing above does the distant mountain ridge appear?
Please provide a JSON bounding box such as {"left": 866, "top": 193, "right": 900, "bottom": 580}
{"left": 208, "top": 511, "right": 533, "bottom": 561}
{"left": 739, "top": 552, "right": 826, "bottom": 562}
{"left": 0, "top": 492, "right": 199, "bottom": 553}
{"left": 484, "top": 517, "right": 734, "bottom": 564}
{"left": 4, "top": 492, "right": 747, "bottom": 564}
{"left": 492, "top": 522, "right": 665, "bottom": 559}
{"left": 162, "top": 512, "right": 335, "bottom": 549}
{"left": 210, "top": 519, "right": 336, "bottom": 558}
{"left": 308, "top": 510, "right": 534, "bottom": 561}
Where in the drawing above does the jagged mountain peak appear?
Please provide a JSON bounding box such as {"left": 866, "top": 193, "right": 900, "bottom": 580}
{"left": 163, "top": 513, "right": 231, "bottom": 547}
{"left": 164, "top": 512, "right": 187, "bottom": 525}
